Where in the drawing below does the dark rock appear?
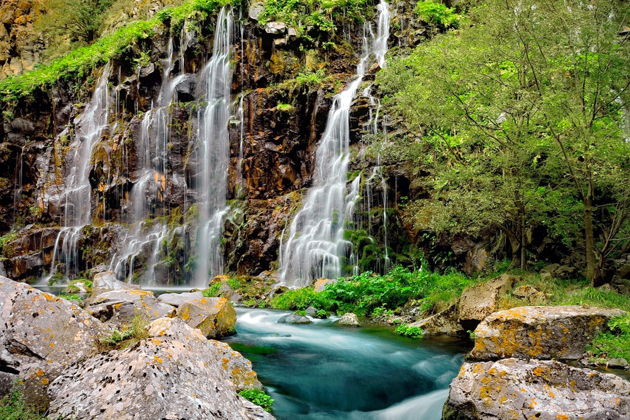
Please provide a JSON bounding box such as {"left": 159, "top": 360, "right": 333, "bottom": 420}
{"left": 278, "top": 313, "right": 312, "bottom": 324}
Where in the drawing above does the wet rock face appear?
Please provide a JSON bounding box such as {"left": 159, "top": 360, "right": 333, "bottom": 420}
{"left": 0, "top": 276, "right": 105, "bottom": 408}
{"left": 443, "top": 358, "right": 630, "bottom": 420}
{"left": 48, "top": 317, "right": 273, "bottom": 420}
{"left": 469, "top": 305, "right": 626, "bottom": 361}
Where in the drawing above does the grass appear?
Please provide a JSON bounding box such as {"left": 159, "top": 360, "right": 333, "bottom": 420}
{"left": 99, "top": 314, "right": 149, "bottom": 350}
{"left": 588, "top": 314, "right": 630, "bottom": 362}
{"left": 0, "top": 0, "right": 234, "bottom": 104}
{"left": 0, "top": 386, "right": 46, "bottom": 420}
{"left": 238, "top": 388, "right": 274, "bottom": 412}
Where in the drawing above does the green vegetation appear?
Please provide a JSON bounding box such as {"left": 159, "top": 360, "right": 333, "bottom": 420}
{"left": 394, "top": 324, "right": 424, "bottom": 339}
{"left": 0, "top": 232, "right": 17, "bottom": 255}
{"left": 99, "top": 315, "right": 149, "bottom": 349}
{"left": 414, "top": 1, "right": 459, "bottom": 28}
{"left": 270, "top": 266, "right": 473, "bottom": 316}
{"left": 276, "top": 103, "right": 296, "bottom": 112}
{"left": 259, "top": 0, "right": 369, "bottom": 39}
{"left": 58, "top": 293, "right": 84, "bottom": 302}
{"left": 238, "top": 388, "right": 274, "bottom": 412}
{"left": 203, "top": 282, "right": 222, "bottom": 297}
{"left": 378, "top": 0, "right": 629, "bottom": 285}
{"left": 0, "top": 0, "right": 234, "bottom": 103}
{"left": 588, "top": 314, "right": 630, "bottom": 362}
{"left": 0, "top": 386, "right": 46, "bottom": 420}
{"left": 38, "top": 0, "right": 115, "bottom": 44}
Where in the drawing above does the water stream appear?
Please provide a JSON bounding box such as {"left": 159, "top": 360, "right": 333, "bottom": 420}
{"left": 225, "top": 308, "right": 467, "bottom": 419}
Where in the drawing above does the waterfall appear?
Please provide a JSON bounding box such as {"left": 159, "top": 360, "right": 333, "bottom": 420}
{"left": 194, "top": 7, "right": 233, "bottom": 287}
{"left": 279, "top": 0, "right": 390, "bottom": 287}
{"left": 46, "top": 65, "right": 112, "bottom": 282}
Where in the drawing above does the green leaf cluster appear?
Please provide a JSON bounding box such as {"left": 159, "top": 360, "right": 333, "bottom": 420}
{"left": 238, "top": 388, "right": 274, "bottom": 412}
{"left": 414, "top": 1, "right": 459, "bottom": 28}
{"left": 588, "top": 314, "right": 630, "bottom": 361}
{"left": 394, "top": 324, "right": 424, "bottom": 338}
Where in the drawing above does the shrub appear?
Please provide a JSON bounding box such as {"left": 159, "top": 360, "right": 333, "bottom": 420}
{"left": 414, "top": 1, "right": 459, "bottom": 28}
{"left": 394, "top": 324, "right": 424, "bottom": 339}
{"left": 588, "top": 314, "right": 630, "bottom": 361}
{"left": 0, "top": 386, "right": 46, "bottom": 420}
{"left": 239, "top": 388, "right": 274, "bottom": 412}
{"left": 270, "top": 287, "right": 319, "bottom": 310}
{"left": 203, "top": 282, "right": 222, "bottom": 297}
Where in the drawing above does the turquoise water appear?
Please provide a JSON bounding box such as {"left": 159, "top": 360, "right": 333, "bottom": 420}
{"left": 225, "top": 308, "right": 469, "bottom": 420}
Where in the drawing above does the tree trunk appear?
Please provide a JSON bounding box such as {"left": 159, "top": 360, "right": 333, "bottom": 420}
{"left": 584, "top": 193, "right": 598, "bottom": 285}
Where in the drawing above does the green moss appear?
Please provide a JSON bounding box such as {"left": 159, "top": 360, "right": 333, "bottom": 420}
{"left": 275, "top": 102, "right": 295, "bottom": 112}
{"left": 0, "top": 232, "right": 18, "bottom": 256}
{"left": 238, "top": 388, "right": 274, "bottom": 412}
{"left": 58, "top": 293, "right": 84, "bottom": 302}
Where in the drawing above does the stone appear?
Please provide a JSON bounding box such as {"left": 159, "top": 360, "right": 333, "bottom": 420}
{"left": 443, "top": 358, "right": 630, "bottom": 420}
{"left": 48, "top": 317, "right": 273, "bottom": 420}
{"left": 313, "top": 278, "right": 336, "bottom": 292}
{"left": 410, "top": 304, "right": 462, "bottom": 336}
{"left": 457, "top": 274, "right": 518, "bottom": 329}
{"left": 248, "top": 2, "right": 265, "bottom": 20}
{"left": 338, "top": 313, "right": 360, "bottom": 327}
{"left": 0, "top": 277, "right": 105, "bottom": 408}
{"left": 176, "top": 297, "right": 237, "bottom": 337}
{"left": 278, "top": 313, "right": 312, "bottom": 324}
{"left": 607, "top": 357, "right": 629, "bottom": 369}
{"left": 208, "top": 340, "right": 264, "bottom": 391}
{"left": 86, "top": 289, "right": 175, "bottom": 326}
{"left": 305, "top": 306, "right": 318, "bottom": 317}
{"left": 157, "top": 291, "right": 203, "bottom": 307}
{"left": 264, "top": 21, "right": 287, "bottom": 35}
{"left": 91, "top": 270, "right": 139, "bottom": 296}
{"left": 470, "top": 305, "right": 625, "bottom": 361}
{"left": 512, "top": 284, "right": 546, "bottom": 303}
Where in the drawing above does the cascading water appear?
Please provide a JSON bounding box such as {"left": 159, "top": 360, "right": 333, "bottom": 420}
{"left": 279, "top": 0, "right": 390, "bottom": 287}
{"left": 46, "top": 66, "right": 112, "bottom": 281}
{"left": 194, "top": 7, "right": 233, "bottom": 287}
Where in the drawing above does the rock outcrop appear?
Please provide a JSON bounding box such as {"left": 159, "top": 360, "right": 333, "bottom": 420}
{"left": 410, "top": 304, "right": 461, "bottom": 336}
{"left": 457, "top": 274, "right": 517, "bottom": 329}
{"left": 469, "top": 305, "right": 625, "bottom": 361}
{"left": 48, "top": 317, "right": 272, "bottom": 419}
{"left": 443, "top": 358, "right": 630, "bottom": 419}
{"left": 0, "top": 276, "right": 105, "bottom": 408}
{"left": 86, "top": 289, "right": 176, "bottom": 326}
{"left": 157, "top": 290, "right": 204, "bottom": 307}
{"left": 176, "top": 297, "right": 237, "bottom": 337}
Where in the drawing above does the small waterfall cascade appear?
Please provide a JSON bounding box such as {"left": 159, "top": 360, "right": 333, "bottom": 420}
{"left": 279, "top": 0, "right": 390, "bottom": 287}
{"left": 194, "top": 6, "right": 233, "bottom": 287}
{"left": 46, "top": 65, "right": 113, "bottom": 281}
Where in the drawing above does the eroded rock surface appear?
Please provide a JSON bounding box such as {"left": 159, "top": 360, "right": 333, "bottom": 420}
{"left": 0, "top": 276, "right": 105, "bottom": 408}
{"left": 86, "top": 289, "right": 175, "bottom": 326}
{"left": 443, "top": 358, "right": 630, "bottom": 420}
{"left": 470, "top": 305, "right": 625, "bottom": 361}
{"left": 157, "top": 290, "right": 204, "bottom": 307}
{"left": 176, "top": 297, "right": 237, "bottom": 337}
{"left": 457, "top": 274, "right": 517, "bottom": 329}
{"left": 48, "top": 317, "right": 273, "bottom": 420}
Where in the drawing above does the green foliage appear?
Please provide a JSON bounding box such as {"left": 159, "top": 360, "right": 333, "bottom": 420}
{"left": 588, "top": 314, "right": 630, "bottom": 361}
{"left": 58, "top": 293, "right": 84, "bottom": 302}
{"left": 0, "top": 232, "right": 17, "bottom": 255}
{"left": 99, "top": 315, "right": 149, "bottom": 349}
{"left": 38, "top": 0, "right": 115, "bottom": 44}
{"left": 238, "top": 388, "right": 274, "bottom": 412}
{"left": 270, "top": 287, "right": 319, "bottom": 310}
{"left": 414, "top": 1, "right": 459, "bottom": 28}
{"left": 0, "top": 386, "right": 46, "bottom": 420}
{"left": 276, "top": 102, "right": 296, "bottom": 112}
{"left": 259, "top": 0, "right": 369, "bottom": 38}
{"left": 394, "top": 324, "right": 424, "bottom": 339}
{"left": 203, "top": 282, "right": 222, "bottom": 297}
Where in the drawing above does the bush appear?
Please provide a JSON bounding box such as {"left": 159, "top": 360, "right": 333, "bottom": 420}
{"left": 588, "top": 314, "right": 630, "bottom": 361}
{"left": 394, "top": 324, "right": 424, "bottom": 339}
{"left": 0, "top": 386, "right": 46, "bottom": 420}
{"left": 270, "top": 288, "right": 319, "bottom": 310}
{"left": 414, "top": 1, "right": 459, "bottom": 28}
{"left": 238, "top": 389, "right": 274, "bottom": 412}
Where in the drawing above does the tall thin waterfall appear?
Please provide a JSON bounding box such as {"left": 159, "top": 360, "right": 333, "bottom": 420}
{"left": 279, "top": 1, "right": 390, "bottom": 287}
{"left": 46, "top": 66, "right": 112, "bottom": 281}
{"left": 194, "top": 7, "right": 232, "bottom": 287}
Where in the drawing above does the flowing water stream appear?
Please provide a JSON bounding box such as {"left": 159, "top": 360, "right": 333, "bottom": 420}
{"left": 225, "top": 308, "right": 467, "bottom": 419}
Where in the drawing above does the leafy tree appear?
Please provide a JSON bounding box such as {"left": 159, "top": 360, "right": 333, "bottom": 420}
{"left": 37, "top": 0, "right": 114, "bottom": 44}
{"left": 378, "top": 0, "right": 629, "bottom": 283}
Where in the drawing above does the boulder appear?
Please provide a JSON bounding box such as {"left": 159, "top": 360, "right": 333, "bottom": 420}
{"left": 278, "top": 313, "right": 312, "bottom": 324}
{"left": 86, "top": 289, "right": 175, "bottom": 326}
{"left": 264, "top": 21, "right": 287, "bottom": 35}
{"left": 410, "top": 304, "right": 462, "bottom": 336}
{"left": 91, "top": 270, "right": 139, "bottom": 296}
{"left": 512, "top": 284, "right": 546, "bottom": 303}
{"left": 338, "top": 313, "right": 360, "bottom": 327}
{"left": 248, "top": 2, "right": 265, "bottom": 21}
{"left": 457, "top": 274, "right": 517, "bottom": 329}
{"left": 0, "top": 277, "right": 105, "bottom": 408}
{"left": 443, "top": 358, "right": 630, "bottom": 419}
{"left": 176, "top": 297, "right": 237, "bottom": 338}
{"left": 48, "top": 317, "right": 273, "bottom": 420}
{"left": 157, "top": 291, "right": 203, "bottom": 307}
{"left": 470, "top": 305, "right": 625, "bottom": 361}
{"left": 209, "top": 340, "right": 264, "bottom": 391}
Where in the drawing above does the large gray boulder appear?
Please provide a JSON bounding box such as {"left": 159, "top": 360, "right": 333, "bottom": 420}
{"left": 86, "top": 289, "right": 175, "bottom": 326}
{"left": 457, "top": 274, "right": 517, "bottom": 328}
{"left": 443, "top": 358, "right": 630, "bottom": 419}
{"left": 48, "top": 317, "right": 273, "bottom": 420}
{"left": 157, "top": 290, "right": 203, "bottom": 307}
{"left": 0, "top": 276, "right": 105, "bottom": 408}
{"left": 470, "top": 305, "right": 625, "bottom": 361}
